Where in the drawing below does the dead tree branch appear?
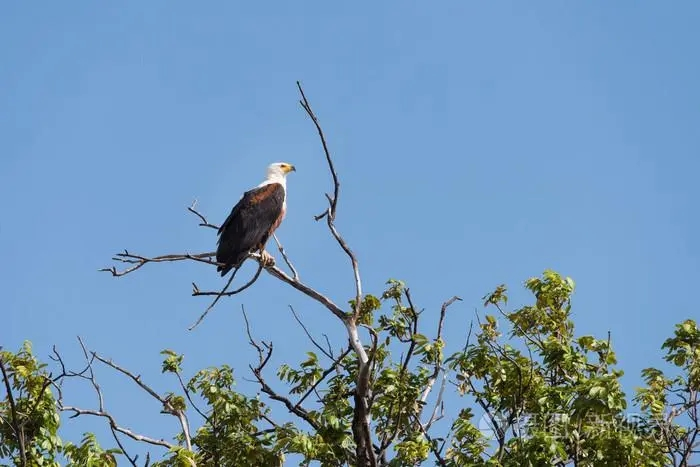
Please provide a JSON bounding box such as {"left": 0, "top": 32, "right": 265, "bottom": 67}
{"left": 188, "top": 200, "right": 218, "bottom": 230}
{"left": 62, "top": 406, "right": 174, "bottom": 449}
{"left": 273, "top": 233, "right": 299, "bottom": 281}
{"left": 296, "top": 81, "right": 339, "bottom": 222}
{"left": 289, "top": 305, "right": 336, "bottom": 361}
{"left": 189, "top": 262, "right": 263, "bottom": 330}
{"left": 56, "top": 338, "right": 191, "bottom": 454}
{"left": 420, "top": 296, "right": 462, "bottom": 429}
{"left": 242, "top": 307, "right": 321, "bottom": 431}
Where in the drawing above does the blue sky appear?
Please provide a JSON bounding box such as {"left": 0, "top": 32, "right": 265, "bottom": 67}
{"left": 2, "top": 1, "right": 699, "bottom": 462}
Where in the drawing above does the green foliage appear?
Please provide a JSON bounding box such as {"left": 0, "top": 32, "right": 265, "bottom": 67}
{"left": 351, "top": 294, "right": 382, "bottom": 326}
{"left": 633, "top": 319, "right": 700, "bottom": 465}
{"left": 278, "top": 352, "right": 323, "bottom": 395}
{"left": 63, "top": 433, "right": 121, "bottom": 466}
{"left": 0, "top": 343, "right": 120, "bottom": 466}
{"left": 3, "top": 271, "right": 698, "bottom": 465}
{"left": 166, "top": 364, "right": 283, "bottom": 466}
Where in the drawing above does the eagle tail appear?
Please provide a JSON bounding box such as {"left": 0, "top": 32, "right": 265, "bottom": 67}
{"left": 216, "top": 251, "right": 247, "bottom": 277}
{"left": 217, "top": 263, "right": 234, "bottom": 277}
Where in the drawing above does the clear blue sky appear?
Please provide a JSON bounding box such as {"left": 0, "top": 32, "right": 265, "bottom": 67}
{"left": 2, "top": 1, "right": 699, "bottom": 462}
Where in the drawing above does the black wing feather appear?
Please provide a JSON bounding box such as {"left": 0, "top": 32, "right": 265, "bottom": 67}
{"left": 215, "top": 183, "right": 284, "bottom": 276}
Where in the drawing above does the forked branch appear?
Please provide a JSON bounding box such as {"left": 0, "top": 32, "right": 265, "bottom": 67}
{"left": 55, "top": 338, "right": 191, "bottom": 453}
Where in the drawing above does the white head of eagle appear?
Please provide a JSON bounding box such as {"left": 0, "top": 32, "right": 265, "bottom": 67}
{"left": 216, "top": 162, "right": 296, "bottom": 276}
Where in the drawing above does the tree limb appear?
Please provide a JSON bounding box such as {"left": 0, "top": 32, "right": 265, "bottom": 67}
{"left": 0, "top": 356, "right": 26, "bottom": 466}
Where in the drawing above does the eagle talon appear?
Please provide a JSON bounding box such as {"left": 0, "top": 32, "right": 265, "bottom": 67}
{"left": 260, "top": 250, "right": 275, "bottom": 268}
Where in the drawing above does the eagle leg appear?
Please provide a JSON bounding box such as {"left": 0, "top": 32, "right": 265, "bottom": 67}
{"left": 259, "top": 248, "right": 275, "bottom": 268}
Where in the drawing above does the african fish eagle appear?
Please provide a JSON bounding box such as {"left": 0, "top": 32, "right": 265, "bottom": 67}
{"left": 215, "top": 162, "right": 296, "bottom": 276}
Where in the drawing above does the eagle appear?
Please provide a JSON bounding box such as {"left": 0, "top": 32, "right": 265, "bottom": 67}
{"left": 215, "top": 162, "right": 296, "bottom": 276}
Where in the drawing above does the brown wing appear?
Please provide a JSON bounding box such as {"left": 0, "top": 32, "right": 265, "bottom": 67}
{"left": 215, "top": 183, "right": 285, "bottom": 276}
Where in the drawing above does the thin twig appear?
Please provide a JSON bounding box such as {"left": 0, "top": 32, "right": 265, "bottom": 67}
{"left": 188, "top": 200, "right": 219, "bottom": 230}
{"left": 175, "top": 372, "right": 209, "bottom": 422}
{"left": 273, "top": 233, "right": 299, "bottom": 280}
{"left": 400, "top": 289, "right": 420, "bottom": 374}
{"left": 294, "top": 347, "right": 352, "bottom": 410}
{"left": 411, "top": 412, "right": 448, "bottom": 467}
{"left": 63, "top": 406, "right": 175, "bottom": 449}
{"left": 242, "top": 306, "right": 321, "bottom": 431}
{"left": 289, "top": 305, "right": 335, "bottom": 360}
{"left": 109, "top": 427, "right": 138, "bottom": 467}
{"left": 189, "top": 263, "right": 250, "bottom": 331}
{"left": 322, "top": 334, "right": 335, "bottom": 359}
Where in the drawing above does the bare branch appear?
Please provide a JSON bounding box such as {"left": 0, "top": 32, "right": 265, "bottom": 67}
{"left": 256, "top": 255, "right": 353, "bottom": 329}
{"left": 62, "top": 406, "right": 175, "bottom": 449}
{"left": 400, "top": 288, "right": 420, "bottom": 373}
{"left": 289, "top": 305, "right": 335, "bottom": 360}
{"left": 188, "top": 199, "right": 218, "bottom": 230}
{"left": 100, "top": 251, "right": 217, "bottom": 277}
{"left": 189, "top": 263, "right": 262, "bottom": 331}
{"left": 91, "top": 353, "right": 164, "bottom": 404}
{"left": 109, "top": 427, "right": 138, "bottom": 467}
{"left": 102, "top": 246, "right": 349, "bottom": 326}
{"left": 296, "top": 81, "right": 339, "bottom": 221}
{"left": 72, "top": 338, "right": 192, "bottom": 452}
{"left": 411, "top": 412, "right": 448, "bottom": 467}
{"left": 272, "top": 233, "right": 299, "bottom": 281}
{"left": 327, "top": 216, "right": 363, "bottom": 320}
{"left": 419, "top": 296, "right": 462, "bottom": 422}
{"left": 175, "top": 371, "right": 208, "bottom": 423}
{"left": 322, "top": 334, "right": 335, "bottom": 359}
{"left": 424, "top": 372, "right": 448, "bottom": 431}
{"left": 242, "top": 307, "right": 321, "bottom": 431}
{"left": 296, "top": 82, "right": 362, "bottom": 324}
